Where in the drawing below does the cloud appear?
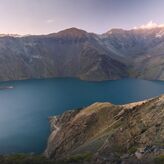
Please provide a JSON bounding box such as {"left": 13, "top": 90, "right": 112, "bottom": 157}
{"left": 134, "top": 21, "right": 164, "bottom": 29}
{"left": 46, "top": 19, "right": 55, "bottom": 24}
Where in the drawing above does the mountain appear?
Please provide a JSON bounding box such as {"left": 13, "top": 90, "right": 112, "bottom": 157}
{"left": 102, "top": 27, "right": 164, "bottom": 80}
{"left": 0, "top": 28, "right": 128, "bottom": 81}
{"left": 45, "top": 95, "right": 164, "bottom": 164}
{"left": 0, "top": 27, "right": 163, "bottom": 81}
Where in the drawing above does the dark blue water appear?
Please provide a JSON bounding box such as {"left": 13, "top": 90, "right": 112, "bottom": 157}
{"left": 0, "top": 78, "right": 163, "bottom": 154}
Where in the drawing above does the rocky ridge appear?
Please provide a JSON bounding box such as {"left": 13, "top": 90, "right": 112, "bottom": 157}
{"left": 45, "top": 95, "right": 164, "bottom": 163}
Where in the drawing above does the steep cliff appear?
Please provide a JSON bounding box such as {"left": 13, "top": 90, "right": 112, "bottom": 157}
{"left": 45, "top": 95, "right": 164, "bottom": 163}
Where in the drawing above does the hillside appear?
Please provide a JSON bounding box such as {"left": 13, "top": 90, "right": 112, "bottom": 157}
{"left": 45, "top": 95, "right": 164, "bottom": 164}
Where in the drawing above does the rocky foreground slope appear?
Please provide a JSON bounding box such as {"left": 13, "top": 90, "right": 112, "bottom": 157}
{"left": 45, "top": 95, "right": 164, "bottom": 164}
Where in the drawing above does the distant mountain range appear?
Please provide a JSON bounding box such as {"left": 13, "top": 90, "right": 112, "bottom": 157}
{"left": 0, "top": 27, "right": 164, "bottom": 81}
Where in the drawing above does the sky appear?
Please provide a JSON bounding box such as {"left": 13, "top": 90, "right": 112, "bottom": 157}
{"left": 0, "top": 0, "right": 164, "bottom": 35}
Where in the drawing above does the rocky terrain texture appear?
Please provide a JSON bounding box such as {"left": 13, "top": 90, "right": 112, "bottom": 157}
{"left": 45, "top": 95, "right": 164, "bottom": 164}
{"left": 0, "top": 27, "right": 164, "bottom": 81}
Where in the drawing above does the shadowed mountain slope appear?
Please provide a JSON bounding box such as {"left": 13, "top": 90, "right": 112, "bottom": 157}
{"left": 0, "top": 27, "right": 164, "bottom": 81}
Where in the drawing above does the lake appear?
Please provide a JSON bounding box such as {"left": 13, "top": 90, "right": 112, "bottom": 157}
{"left": 0, "top": 78, "right": 163, "bottom": 154}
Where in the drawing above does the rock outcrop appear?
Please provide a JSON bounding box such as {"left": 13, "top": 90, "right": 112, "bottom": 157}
{"left": 45, "top": 95, "right": 164, "bottom": 163}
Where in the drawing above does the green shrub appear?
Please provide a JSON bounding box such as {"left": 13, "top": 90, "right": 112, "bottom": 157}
{"left": 66, "top": 152, "right": 93, "bottom": 163}
{"left": 0, "top": 154, "right": 56, "bottom": 164}
{"left": 128, "top": 146, "right": 137, "bottom": 154}
{"left": 154, "top": 155, "right": 164, "bottom": 164}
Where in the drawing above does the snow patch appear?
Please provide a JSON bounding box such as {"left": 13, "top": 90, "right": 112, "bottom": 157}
{"left": 155, "top": 31, "right": 164, "bottom": 38}
{"left": 134, "top": 21, "right": 164, "bottom": 30}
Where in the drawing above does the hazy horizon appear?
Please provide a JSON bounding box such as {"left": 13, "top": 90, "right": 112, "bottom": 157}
{"left": 0, "top": 0, "right": 164, "bottom": 35}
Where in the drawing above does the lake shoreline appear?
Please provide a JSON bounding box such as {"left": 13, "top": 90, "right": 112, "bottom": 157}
{"left": 0, "top": 78, "right": 163, "bottom": 154}
{"left": 0, "top": 76, "right": 163, "bottom": 84}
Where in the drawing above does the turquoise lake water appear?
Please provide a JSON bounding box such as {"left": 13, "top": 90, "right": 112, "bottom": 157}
{"left": 0, "top": 78, "right": 163, "bottom": 154}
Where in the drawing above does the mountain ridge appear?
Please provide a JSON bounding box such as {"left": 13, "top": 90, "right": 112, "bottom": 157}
{"left": 0, "top": 27, "right": 163, "bottom": 81}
